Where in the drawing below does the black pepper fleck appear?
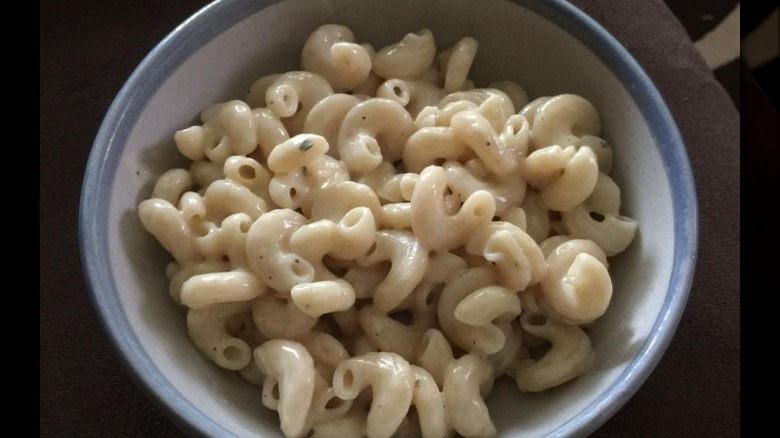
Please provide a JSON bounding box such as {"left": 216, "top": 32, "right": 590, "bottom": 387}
{"left": 299, "top": 138, "right": 314, "bottom": 151}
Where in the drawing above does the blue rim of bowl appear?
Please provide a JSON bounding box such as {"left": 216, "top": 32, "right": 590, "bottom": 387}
{"left": 80, "top": 0, "right": 698, "bottom": 436}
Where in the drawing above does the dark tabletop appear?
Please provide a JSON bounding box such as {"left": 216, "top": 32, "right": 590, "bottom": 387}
{"left": 41, "top": 0, "right": 741, "bottom": 436}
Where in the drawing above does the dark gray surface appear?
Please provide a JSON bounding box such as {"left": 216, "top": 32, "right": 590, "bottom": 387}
{"left": 40, "top": 0, "right": 740, "bottom": 436}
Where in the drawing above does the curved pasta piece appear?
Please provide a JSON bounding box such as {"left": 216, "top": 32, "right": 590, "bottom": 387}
{"left": 343, "top": 263, "right": 390, "bottom": 300}
{"left": 222, "top": 155, "right": 274, "bottom": 207}
{"left": 416, "top": 328, "right": 455, "bottom": 388}
{"left": 255, "top": 339, "right": 316, "bottom": 438}
{"left": 415, "top": 99, "right": 478, "bottom": 128}
{"left": 439, "top": 88, "right": 516, "bottom": 132}
{"left": 180, "top": 268, "right": 266, "bottom": 310}
{"left": 299, "top": 330, "right": 351, "bottom": 381}
{"left": 265, "top": 71, "right": 334, "bottom": 135}
{"left": 539, "top": 235, "right": 572, "bottom": 258}
{"left": 517, "top": 294, "right": 551, "bottom": 352}
{"left": 376, "top": 78, "right": 413, "bottom": 107}
{"left": 410, "top": 165, "right": 496, "bottom": 252}
{"left": 520, "top": 190, "right": 550, "bottom": 244}
{"left": 443, "top": 159, "right": 526, "bottom": 216}
{"left": 138, "top": 198, "right": 201, "bottom": 263}
{"left": 528, "top": 93, "right": 600, "bottom": 150}
{"left": 438, "top": 266, "right": 511, "bottom": 355}
{"left": 358, "top": 161, "right": 417, "bottom": 203}
{"left": 267, "top": 134, "right": 330, "bottom": 174}
{"left": 526, "top": 95, "right": 614, "bottom": 172}
{"left": 299, "top": 332, "right": 354, "bottom": 426}
{"left": 303, "top": 93, "right": 362, "bottom": 159}
{"left": 195, "top": 212, "right": 254, "bottom": 266}
{"left": 376, "top": 78, "right": 445, "bottom": 118}
{"left": 330, "top": 305, "right": 361, "bottom": 341}
{"left": 356, "top": 230, "right": 429, "bottom": 312}
{"left": 442, "top": 353, "right": 496, "bottom": 438}
{"left": 186, "top": 301, "right": 253, "bottom": 370}
{"left": 268, "top": 155, "right": 350, "bottom": 216}
{"left": 500, "top": 113, "right": 531, "bottom": 158}
{"left": 522, "top": 145, "right": 572, "bottom": 187}
{"left": 437, "top": 37, "right": 479, "bottom": 92}
{"left": 290, "top": 206, "right": 377, "bottom": 261}
{"left": 291, "top": 279, "right": 356, "bottom": 317}
{"left": 465, "top": 221, "right": 546, "bottom": 291}
{"left": 562, "top": 205, "right": 638, "bottom": 256}
{"left": 231, "top": 309, "right": 268, "bottom": 349}
{"left": 358, "top": 304, "right": 423, "bottom": 362}
{"left": 337, "top": 98, "right": 415, "bottom": 175}
{"left": 203, "top": 178, "right": 268, "bottom": 221}
{"left": 351, "top": 332, "right": 381, "bottom": 357}
{"left": 332, "top": 352, "right": 414, "bottom": 438}
{"left": 152, "top": 168, "right": 193, "bottom": 205}
{"left": 177, "top": 191, "right": 211, "bottom": 233}
{"left": 454, "top": 285, "right": 521, "bottom": 327}
{"left": 410, "top": 365, "right": 449, "bottom": 438}
{"left": 244, "top": 208, "right": 315, "bottom": 293}
{"left": 306, "top": 373, "right": 354, "bottom": 429}
{"left": 250, "top": 107, "right": 290, "bottom": 162}
{"left": 252, "top": 292, "right": 319, "bottom": 339}
{"left": 424, "top": 250, "right": 468, "bottom": 284}
{"left": 523, "top": 145, "right": 599, "bottom": 211}
{"left": 378, "top": 202, "right": 413, "bottom": 231}
{"left": 585, "top": 172, "right": 622, "bottom": 214}
{"left": 372, "top": 29, "right": 436, "bottom": 79}
{"left": 412, "top": 62, "right": 441, "bottom": 84}
{"left": 174, "top": 190, "right": 211, "bottom": 234}
{"left": 166, "top": 259, "right": 231, "bottom": 305}
{"left": 174, "top": 100, "right": 256, "bottom": 166}
{"left": 476, "top": 94, "right": 514, "bottom": 133}
{"left": 308, "top": 405, "right": 367, "bottom": 438}
{"left": 561, "top": 172, "right": 638, "bottom": 256}
{"left": 488, "top": 320, "right": 526, "bottom": 378}
{"left": 396, "top": 281, "right": 442, "bottom": 331}
{"left": 580, "top": 134, "right": 613, "bottom": 174}
{"left": 189, "top": 159, "right": 224, "bottom": 189}
{"left": 402, "top": 126, "right": 470, "bottom": 173}
{"left": 450, "top": 110, "right": 521, "bottom": 176}
{"left": 497, "top": 205, "right": 527, "bottom": 231}
{"left": 518, "top": 96, "right": 551, "bottom": 126}
{"left": 515, "top": 311, "right": 592, "bottom": 392}
{"left": 245, "top": 73, "right": 281, "bottom": 108}
{"left": 301, "top": 24, "right": 372, "bottom": 92}
{"left": 309, "top": 181, "right": 384, "bottom": 223}
{"left": 538, "top": 239, "right": 612, "bottom": 325}
{"left": 351, "top": 68, "right": 384, "bottom": 97}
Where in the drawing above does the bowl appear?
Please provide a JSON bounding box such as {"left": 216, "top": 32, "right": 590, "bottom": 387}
{"left": 80, "top": 0, "right": 698, "bottom": 436}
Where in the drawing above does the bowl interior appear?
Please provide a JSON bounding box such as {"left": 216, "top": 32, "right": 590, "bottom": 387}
{"left": 82, "top": 0, "right": 695, "bottom": 436}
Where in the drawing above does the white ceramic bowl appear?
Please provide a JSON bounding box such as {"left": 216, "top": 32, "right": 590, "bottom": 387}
{"left": 80, "top": 0, "right": 698, "bottom": 436}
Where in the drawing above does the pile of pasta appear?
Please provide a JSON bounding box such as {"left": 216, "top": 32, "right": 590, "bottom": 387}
{"left": 139, "top": 24, "right": 638, "bottom": 438}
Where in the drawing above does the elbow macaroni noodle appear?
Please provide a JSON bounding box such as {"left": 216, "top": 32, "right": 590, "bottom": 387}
{"left": 138, "top": 24, "right": 639, "bottom": 438}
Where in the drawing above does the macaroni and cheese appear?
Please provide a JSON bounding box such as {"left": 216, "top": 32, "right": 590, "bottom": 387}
{"left": 138, "top": 24, "right": 639, "bottom": 438}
